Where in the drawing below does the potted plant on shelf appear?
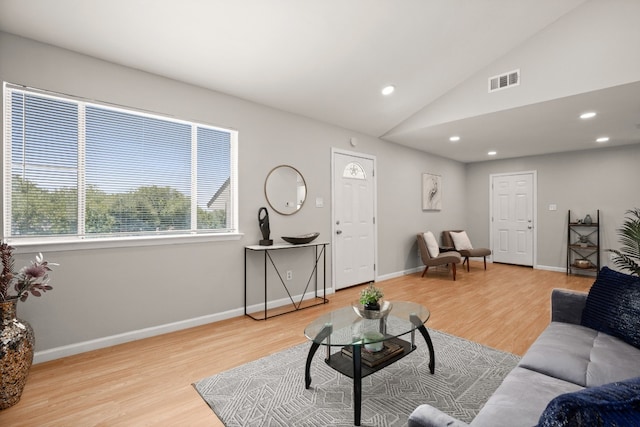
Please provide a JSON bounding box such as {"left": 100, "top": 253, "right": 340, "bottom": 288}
{"left": 359, "top": 283, "right": 384, "bottom": 311}
{"left": 1, "top": 242, "right": 57, "bottom": 410}
{"left": 608, "top": 208, "right": 640, "bottom": 276}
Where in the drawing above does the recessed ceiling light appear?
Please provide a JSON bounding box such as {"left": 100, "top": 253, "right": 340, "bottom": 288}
{"left": 381, "top": 85, "right": 395, "bottom": 96}
{"left": 580, "top": 112, "right": 596, "bottom": 119}
{"left": 488, "top": 150, "right": 497, "bottom": 156}
{"left": 596, "top": 136, "right": 610, "bottom": 143}
{"left": 449, "top": 135, "right": 461, "bottom": 142}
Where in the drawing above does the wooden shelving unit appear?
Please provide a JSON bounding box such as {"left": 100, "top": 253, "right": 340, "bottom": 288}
{"left": 567, "top": 209, "right": 600, "bottom": 275}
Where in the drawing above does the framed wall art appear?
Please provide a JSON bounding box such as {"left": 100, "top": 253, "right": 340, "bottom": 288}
{"left": 422, "top": 173, "right": 442, "bottom": 211}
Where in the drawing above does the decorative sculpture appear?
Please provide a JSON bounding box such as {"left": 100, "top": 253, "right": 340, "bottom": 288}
{"left": 258, "top": 207, "right": 273, "bottom": 246}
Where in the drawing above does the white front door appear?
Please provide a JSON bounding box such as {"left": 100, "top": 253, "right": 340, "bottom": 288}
{"left": 332, "top": 150, "right": 376, "bottom": 290}
{"left": 491, "top": 172, "right": 536, "bottom": 266}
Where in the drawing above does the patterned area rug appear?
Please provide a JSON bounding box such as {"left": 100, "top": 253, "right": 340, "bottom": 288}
{"left": 193, "top": 329, "right": 519, "bottom": 426}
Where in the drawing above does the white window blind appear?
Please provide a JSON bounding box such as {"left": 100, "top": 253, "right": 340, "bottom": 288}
{"left": 3, "top": 83, "right": 238, "bottom": 242}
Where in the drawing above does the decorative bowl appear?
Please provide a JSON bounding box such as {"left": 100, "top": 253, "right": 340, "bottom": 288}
{"left": 362, "top": 331, "right": 385, "bottom": 352}
{"left": 574, "top": 259, "right": 592, "bottom": 269}
{"left": 281, "top": 232, "right": 320, "bottom": 245}
{"left": 352, "top": 300, "right": 393, "bottom": 319}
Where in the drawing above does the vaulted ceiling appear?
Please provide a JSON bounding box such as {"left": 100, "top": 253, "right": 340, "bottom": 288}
{"left": 1, "top": 0, "right": 639, "bottom": 162}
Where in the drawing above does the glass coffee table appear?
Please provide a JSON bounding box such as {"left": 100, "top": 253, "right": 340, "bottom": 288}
{"left": 304, "top": 301, "right": 435, "bottom": 426}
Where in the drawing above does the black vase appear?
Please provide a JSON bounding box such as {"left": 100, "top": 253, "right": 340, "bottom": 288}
{"left": 364, "top": 301, "right": 380, "bottom": 311}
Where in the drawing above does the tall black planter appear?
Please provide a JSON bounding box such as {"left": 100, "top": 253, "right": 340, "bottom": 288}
{"left": 0, "top": 298, "right": 35, "bottom": 410}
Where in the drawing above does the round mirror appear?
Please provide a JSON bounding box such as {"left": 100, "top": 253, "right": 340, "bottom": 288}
{"left": 264, "top": 165, "right": 307, "bottom": 215}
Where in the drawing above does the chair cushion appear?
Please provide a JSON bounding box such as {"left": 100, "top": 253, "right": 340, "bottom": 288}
{"left": 536, "top": 376, "right": 640, "bottom": 427}
{"left": 423, "top": 231, "right": 439, "bottom": 257}
{"left": 450, "top": 231, "right": 473, "bottom": 250}
{"left": 434, "top": 251, "right": 461, "bottom": 264}
{"left": 581, "top": 267, "right": 640, "bottom": 349}
{"left": 462, "top": 247, "right": 491, "bottom": 257}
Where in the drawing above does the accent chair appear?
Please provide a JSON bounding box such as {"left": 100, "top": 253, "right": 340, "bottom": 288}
{"left": 417, "top": 232, "right": 462, "bottom": 281}
{"left": 442, "top": 230, "right": 491, "bottom": 272}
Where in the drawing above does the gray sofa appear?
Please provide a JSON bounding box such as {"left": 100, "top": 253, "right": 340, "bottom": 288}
{"left": 408, "top": 284, "right": 640, "bottom": 427}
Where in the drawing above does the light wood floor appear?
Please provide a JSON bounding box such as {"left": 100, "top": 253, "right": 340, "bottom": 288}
{"left": 0, "top": 262, "right": 594, "bottom": 426}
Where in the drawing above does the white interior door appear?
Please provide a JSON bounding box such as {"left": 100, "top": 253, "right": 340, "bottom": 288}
{"left": 332, "top": 150, "right": 376, "bottom": 290}
{"left": 491, "top": 172, "right": 535, "bottom": 266}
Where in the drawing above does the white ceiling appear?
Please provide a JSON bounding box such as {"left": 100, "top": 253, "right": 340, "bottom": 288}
{"left": 1, "top": 0, "right": 639, "bottom": 163}
{"left": 388, "top": 81, "right": 640, "bottom": 163}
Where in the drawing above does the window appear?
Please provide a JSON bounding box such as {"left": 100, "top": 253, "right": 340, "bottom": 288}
{"left": 3, "top": 83, "right": 238, "bottom": 244}
{"left": 343, "top": 162, "right": 366, "bottom": 180}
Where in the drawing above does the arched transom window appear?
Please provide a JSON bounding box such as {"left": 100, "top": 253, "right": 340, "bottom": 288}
{"left": 343, "top": 162, "right": 366, "bottom": 180}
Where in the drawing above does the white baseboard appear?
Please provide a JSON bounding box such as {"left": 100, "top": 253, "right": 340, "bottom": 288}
{"left": 535, "top": 264, "right": 566, "bottom": 273}
{"left": 379, "top": 263, "right": 576, "bottom": 283}
{"left": 244, "top": 289, "right": 334, "bottom": 314}
{"left": 34, "top": 289, "right": 334, "bottom": 364}
{"left": 33, "top": 308, "right": 241, "bottom": 364}
{"left": 37, "top": 262, "right": 584, "bottom": 364}
{"left": 376, "top": 259, "right": 496, "bottom": 282}
{"left": 377, "top": 267, "right": 422, "bottom": 282}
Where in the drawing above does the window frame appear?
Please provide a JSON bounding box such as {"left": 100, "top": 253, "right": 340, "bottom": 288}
{"left": 2, "top": 82, "right": 241, "bottom": 251}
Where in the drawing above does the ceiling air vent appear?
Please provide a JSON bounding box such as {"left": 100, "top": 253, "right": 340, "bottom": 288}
{"left": 488, "top": 69, "right": 520, "bottom": 93}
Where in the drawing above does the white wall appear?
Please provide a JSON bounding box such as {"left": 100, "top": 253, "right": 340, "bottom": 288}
{"left": 0, "top": 32, "right": 467, "bottom": 360}
{"left": 466, "top": 144, "right": 640, "bottom": 271}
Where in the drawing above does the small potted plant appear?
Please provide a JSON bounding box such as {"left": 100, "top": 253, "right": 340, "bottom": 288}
{"left": 359, "top": 283, "right": 384, "bottom": 311}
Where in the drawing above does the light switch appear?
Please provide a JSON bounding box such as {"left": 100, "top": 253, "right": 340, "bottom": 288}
{"left": 316, "top": 197, "right": 324, "bottom": 208}
{"left": 548, "top": 204, "right": 557, "bottom": 211}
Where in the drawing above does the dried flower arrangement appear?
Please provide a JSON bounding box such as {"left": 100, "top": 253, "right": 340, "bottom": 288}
{"left": 0, "top": 242, "right": 56, "bottom": 302}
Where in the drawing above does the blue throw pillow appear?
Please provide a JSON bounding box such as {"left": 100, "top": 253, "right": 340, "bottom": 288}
{"left": 580, "top": 267, "right": 640, "bottom": 349}
{"left": 537, "top": 377, "right": 640, "bottom": 427}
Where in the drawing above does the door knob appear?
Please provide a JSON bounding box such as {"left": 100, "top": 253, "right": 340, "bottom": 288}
{"left": 336, "top": 230, "right": 342, "bottom": 235}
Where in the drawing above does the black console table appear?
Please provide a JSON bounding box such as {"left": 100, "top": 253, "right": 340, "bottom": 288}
{"left": 244, "top": 241, "right": 329, "bottom": 320}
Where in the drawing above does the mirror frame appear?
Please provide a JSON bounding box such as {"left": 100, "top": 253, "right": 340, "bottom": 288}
{"left": 264, "top": 165, "right": 307, "bottom": 215}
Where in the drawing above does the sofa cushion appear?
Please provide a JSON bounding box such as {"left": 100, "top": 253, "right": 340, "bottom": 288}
{"left": 581, "top": 267, "right": 640, "bottom": 349}
{"left": 536, "top": 376, "right": 640, "bottom": 427}
{"left": 519, "top": 322, "right": 596, "bottom": 387}
{"left": 519, "top": 322, "right": 640, "bottom": 388}
{"left": 471, "top": 367, "right": 583, "bottom": 427}
{"left": 588, "top": 332, "right": 640, "bottom": 387}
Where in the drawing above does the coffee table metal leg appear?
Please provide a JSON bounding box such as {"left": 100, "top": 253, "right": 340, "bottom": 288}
{"left": 418, "top": 325, "right": 435, "bottom": 374}
{"left": 410, "top": 314, "right": 435, "bottom": 374}
{"left": 305, "top": 323, "right": 333, "bottom": 389}
{"left": 353, "top": 343, "right": 362, "bottom": 426}
{"left": 305, "top": 341, "right": 320, "bottom": 389}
